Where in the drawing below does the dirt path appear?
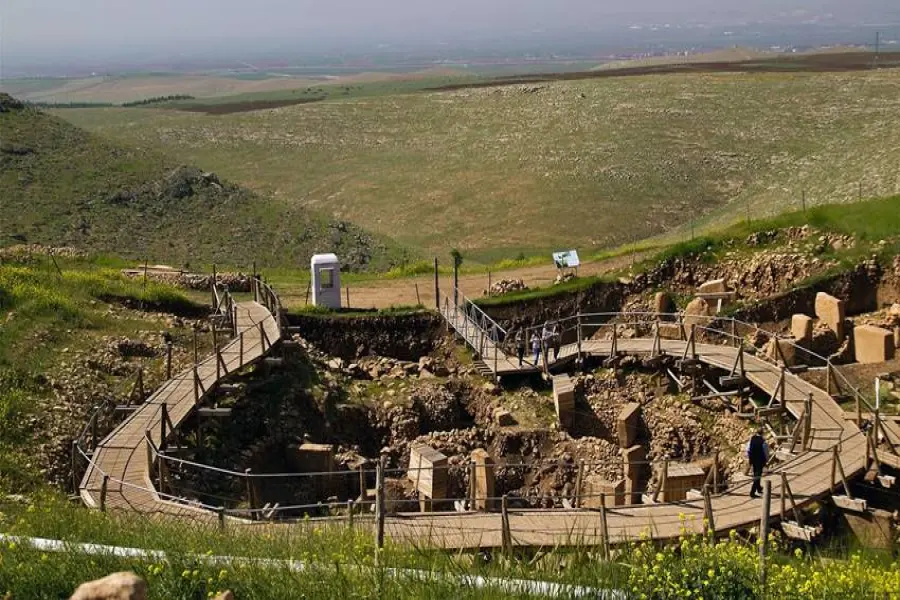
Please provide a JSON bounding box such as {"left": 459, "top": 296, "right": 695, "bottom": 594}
{"left": 282, "top": 252, "right": 649, "bottom": 310}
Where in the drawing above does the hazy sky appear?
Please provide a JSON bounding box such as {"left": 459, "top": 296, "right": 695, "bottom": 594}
{"left": 2, "top": 0, "right": 897, "bottom": 64}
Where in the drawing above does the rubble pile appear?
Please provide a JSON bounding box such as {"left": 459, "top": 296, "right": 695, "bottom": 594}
{"left": 485, "top": 279, "right": 528, "bottom": 296}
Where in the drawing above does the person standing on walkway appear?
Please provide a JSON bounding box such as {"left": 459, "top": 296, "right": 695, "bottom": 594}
{"left": 531, "top": 332, "right": 542, "bottom": 365}
{"left": 514, "top": 330, "right": 526, "bottom": 367}
{"left": 551, "top": 321, "right": 561, "bottom": 361}
{"left": 746, "top": 427, "right": 769, "bottom": 498}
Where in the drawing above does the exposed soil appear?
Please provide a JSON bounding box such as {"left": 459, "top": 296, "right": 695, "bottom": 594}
{"left": 427, "top": 52, "right": 900, "bottom": 93}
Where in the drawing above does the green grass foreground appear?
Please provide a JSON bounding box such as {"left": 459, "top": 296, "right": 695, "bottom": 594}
{"left": 1, "top": 497, "right": 898, "bottom": 599}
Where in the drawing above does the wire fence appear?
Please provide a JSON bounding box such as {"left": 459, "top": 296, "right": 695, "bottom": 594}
{"left": 71, "top": 281, "right": 896, "bottom": 548}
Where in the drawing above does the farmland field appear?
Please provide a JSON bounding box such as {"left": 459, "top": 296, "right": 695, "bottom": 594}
{"left": 58, "top": 66, "right": 900, "bottom": 263}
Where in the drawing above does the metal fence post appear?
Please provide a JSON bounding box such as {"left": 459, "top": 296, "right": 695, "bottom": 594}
{"left": 759, "top": 479, "right": 772, "bottom": 589}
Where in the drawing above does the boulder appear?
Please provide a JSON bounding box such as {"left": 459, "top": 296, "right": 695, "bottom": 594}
{"left": 854, "top": 325, "right": 895, "bottom": 364}
{"left": 698, "top": 279, "right": 727, "bottom": 294}
{"left": 683, "top": 297, "right": 712, "bottom": 331}
{"left": 791, "top": 314, "right": 814, "bottom": 343}
{"left": 70, "top": 572, "right": 148, "bottom": 600}
{"left": 814, "top": 292, "right": 846, "bottom": 341}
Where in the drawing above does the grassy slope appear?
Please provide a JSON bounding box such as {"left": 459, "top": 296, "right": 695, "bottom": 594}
{"left": 478, "top": 194, "right": 900, "bottom": 306}
{"left": 58, "top": 68, "right": 900, "bottom": 264}
{"left": 0, "top": 94, "right": 410, "bottom": 271}
{"left": 0, "top": 255, "right": 199, "bottom": 491}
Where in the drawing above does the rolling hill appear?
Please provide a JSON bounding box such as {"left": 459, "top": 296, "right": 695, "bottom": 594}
{"left": 56, "top": 63, "right": 900, "bottom": 264}
{"left": 0, "top": 94, "right": 410, "bottom": 271}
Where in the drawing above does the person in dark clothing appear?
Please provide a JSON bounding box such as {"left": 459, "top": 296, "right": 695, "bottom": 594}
{"left": 746, "top": 428, "right": 770, "bottom": 498}
{"left": 514, "top": 331, "right": 526, "bottom": 367}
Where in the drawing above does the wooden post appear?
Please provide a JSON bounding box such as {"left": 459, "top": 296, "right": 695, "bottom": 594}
{"left": 345, "top": 286, "right": 350, "bottom": 308}
{"left": 433, "top": 257, "right": 440, "bottom": 310}
{"left": 160, "top": 403, "right": 168, "bottom": 451}
{"left": 145, "top": 430, "right": 153, "bottom": 479}
{"left": 211, "top": 264, "right": 217, "bottom": 309}
{"left": 91, "top": 411, "right": 98, "bottom": 450}
{"left": 611, "top": 324, "right": 618, "bottom": 357}
{"left": 259, "top": 321, "right": 266, "bottom": 351}
{"left": 713, "top": 451, "right": 719, "bottom": 493}
{"left": 576, "top": 315, "right": 583, "bottom": 364}
{"left": 136, "top": 367, "right": 145, "bottom": 403}
{"left": 802, "top": 394, "right": 813, "bottom": 451}
{"left": 599, "top": 493, "right": 610, "bottom": 560}
{"left": 703, "top": 483, "right": 715, "bottom": 541}
{"left": 100, "top": 474, "right": 109, "bottom": 512}
{"left": 212, "top": 321, "right": 221, "bottom": 379}
{"left": 165, "top": 341, "right": 172, "bottom": 380}
{"left": 574, "top": 460, "right": 585, "bottom": 508}
{"left": 192, "top": 327, "right": 199, "bottom": 365}
{"left": 501, "top": 494, "right": 512, "bottom": 555}
{"left": 759, "top": 479, "right": 772, "bottom": 589}
{"left": 218, "top": 506, "right": 226, "bottom": 529}
{"left": 781, "top": 472, "right": 802, "bottom": 525}
{"left": 71, "top": 441, "right": 79, "bottom": 492}
{"left": 487, "top": 270, "right": 492, "bottom": 296}
{"left": 467, "top": 460, "right": 476, "bottom": 509}
{"left": 415, "top": 283, "right": 421, "bottom": 306}
{"left": 375, "top": 458, "right": 385, "bottom": 553}
{"left": 348, "top": 499, "right": 354, "bottom": 530}
{"left": 245, "top": 468, "right": 256, "bottom": 519}
{"left": 359, "top": 463, "right": 367, "bottom": 503}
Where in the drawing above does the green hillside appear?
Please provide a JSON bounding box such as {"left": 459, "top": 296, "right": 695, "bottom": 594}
{"left": 57, "top": 68, "right": 900, "bottom": 264}
{"left": 0, "top": 94, "right": 409, "bottom": 271}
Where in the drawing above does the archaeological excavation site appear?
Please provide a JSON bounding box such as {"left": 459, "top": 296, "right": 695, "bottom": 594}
{"left": 65, "top": 225, "right": 900, "bottom": 554}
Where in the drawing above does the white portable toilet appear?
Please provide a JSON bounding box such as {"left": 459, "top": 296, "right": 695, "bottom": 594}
{"left": 310, "top": 253, "right": 341, "bottom": 309}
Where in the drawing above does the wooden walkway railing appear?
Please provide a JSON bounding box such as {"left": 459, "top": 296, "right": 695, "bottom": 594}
{"left": 75, "top": 275, "right": 284, "bottom": 517}
{"left": 71, "top": 280, "right": 898, "bottom": 550}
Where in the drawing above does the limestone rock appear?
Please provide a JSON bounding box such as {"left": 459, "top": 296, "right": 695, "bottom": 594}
{"left": 698, "top": 278, "right": 726, "bottom": 294}
{"left": 791, "top": 314, "right": 814, "bottom": 343}
{"left": 815, "top": 292, "right": 846, "bottom": 341}
{"left": 683, "top": 297, "right": 712, "bottom": 331}
{"left": 70, "top": 572, "right": 148, "bottom": 600}
{"left": 854, "top": 325, "right": 895, "bottom": 364}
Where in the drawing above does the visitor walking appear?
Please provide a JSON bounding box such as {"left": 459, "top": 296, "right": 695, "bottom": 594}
{"left": 746, "top": 427, "right": 769, "bottom": 498}
{"left": 531, "top": 332, "right": 542, "bottom": 365}
{"left": 514, "top": 330, "right": 526, "bottom": 367}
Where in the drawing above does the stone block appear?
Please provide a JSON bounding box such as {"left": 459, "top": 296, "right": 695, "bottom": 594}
{"left": 854, "top": 325, "right": 895, "bottom": 364}
{"left": 617, "top": 402, "right": 641, "bottom": 448}
{"left": 791, "top": 314, "right": 814, "bottom": 342}
{"left": 657, "top": 322, "right": 684, "bottom": 340}
{"left": 408, "top": 443, "right": 448, "bottom": 500}
{"left": 470, "top": 448, "right": 495, "bottom": 511}
{"left": 815, "top": 292, "right": 846, "bottom": 341}
{"left": 582, "top": 476, "right": 626, "bottom": 508}
{"left": 552, "top": 375, "right": 575, "bottom": 430}
{"left": 683, "top": 297, "right": 712, "bottom": 332}
{"left": 623, "top": 445, "right": 646, "bottom": 504}
{"left": 698, "top": 278, "right": 727, "bottom": 294}
{"left": 841, "top": 508, "right": 896, "bottom": 550}
{"left": 661, "top": 463, "right": 706, "bottom": 502}
{"left": 291, "top": 443, "right": 335, "bottom": 473}
{"left": 654, "top": 291, "right": 676, "bottom": 318}
{"left": 71, "top": 572, "right": 148, "bottom": 600}
{"left": 766, "top": 337, "right": 798, "bottom": 366}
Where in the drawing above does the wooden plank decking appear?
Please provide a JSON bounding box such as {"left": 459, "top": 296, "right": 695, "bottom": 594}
{"left": 79, "top": 301, "right": 280, "bottom": 516}
{"left": 75, "top": 297, "right": 891, "bottom": 550}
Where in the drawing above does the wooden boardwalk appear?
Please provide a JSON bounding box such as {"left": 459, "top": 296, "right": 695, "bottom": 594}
{"left": 79, "top": 301, "right": 280, "bottom": 516}
{"left": 74, "top": 292, "right": 895, "bottom": 550}
{"left": 403, "top": 308, "right": 880, "bottom": 549}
